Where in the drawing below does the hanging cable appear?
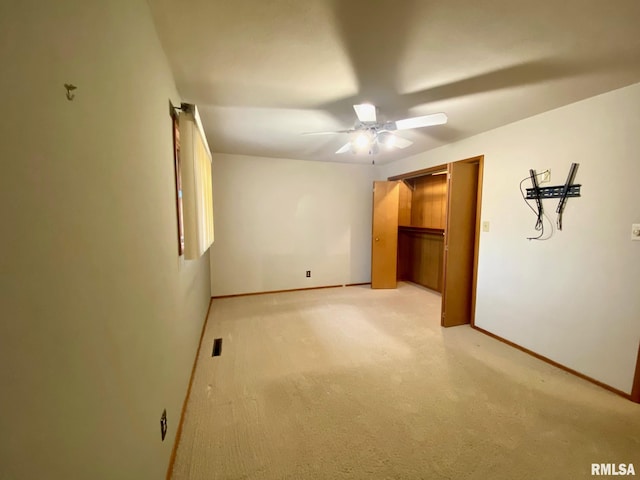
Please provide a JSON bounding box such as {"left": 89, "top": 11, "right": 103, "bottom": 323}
{"left": 519, "top": 171, "right": 553, "bottom": 241}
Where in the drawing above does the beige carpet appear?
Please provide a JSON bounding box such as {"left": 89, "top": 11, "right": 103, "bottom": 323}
{"left": 171, "top": 282, "right": 640, "bottom": 479}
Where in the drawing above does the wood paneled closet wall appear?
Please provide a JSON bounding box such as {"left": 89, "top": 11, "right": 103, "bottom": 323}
{"left": 397, "top": 173, "right": 447, "bottom": 292}
{"left": 371, "top": 156, "right": 483, "bottom": 327}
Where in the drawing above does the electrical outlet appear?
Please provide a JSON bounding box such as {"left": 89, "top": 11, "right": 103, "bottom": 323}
{"left": 482, "top": 221, "right": 490, "bottom": 232}
{"left": 632, "top": 224, "right": 640, "bottom": 241}
{"left": 540, "top": 169, "right": 551, "bottom": 184}
{"left": 160, "top": 409, "right": 167, "bottom": 441}
{"left": 306, "top": 270, "right": 311, "bottom": 278}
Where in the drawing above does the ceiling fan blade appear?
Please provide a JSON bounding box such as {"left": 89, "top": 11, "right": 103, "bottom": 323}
{"left": 394, "top": 112, "right": 448, "bottom": 130}
{"left": 390, "top": 135, "right": 413, "bottom": 149}
{"left": 335, "top": 142, "right": 352, "bottom": 154}
{"left": 353, "top": 104, "right": 377, "bottom": 123}
{"left": 302, "top": 129, "right": 354, "bottom": 136}
{"left": 378, "top": 134, "right": 413, "bottom": 150}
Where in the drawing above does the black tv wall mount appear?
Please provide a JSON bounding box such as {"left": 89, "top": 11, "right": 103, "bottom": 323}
{"left": 526, "top": 163, "right": 580, "bottom": 231}
{"left": 525, "top": 184, "right": 581, "bottom": 199}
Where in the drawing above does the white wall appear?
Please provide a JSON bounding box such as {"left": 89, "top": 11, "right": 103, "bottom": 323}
{"left": 0, "top": 1, "right": 211, "bottom": 479}
{"left": 209, "top": 154, "right": 374, "bottom": 296}
{"left": 379, "top": 82, "right": 640, "bottom": 393}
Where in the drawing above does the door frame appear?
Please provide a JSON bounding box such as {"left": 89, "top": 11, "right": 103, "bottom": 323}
{"left": 388, "top": 155, "right": 484, "bottom": 326}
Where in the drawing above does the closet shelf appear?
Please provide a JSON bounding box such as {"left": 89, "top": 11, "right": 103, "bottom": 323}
{"left": 398, "top": 226, "right": 445, "bottom": 235}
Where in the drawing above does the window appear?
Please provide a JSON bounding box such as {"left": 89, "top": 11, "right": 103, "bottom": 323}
{"left": 179, "top": 104, "right": 214, "bottom": 259}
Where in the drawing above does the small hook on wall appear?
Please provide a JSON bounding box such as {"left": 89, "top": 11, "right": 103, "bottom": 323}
{"left": 64, "top": 83, "right": 77, "bottom": 101}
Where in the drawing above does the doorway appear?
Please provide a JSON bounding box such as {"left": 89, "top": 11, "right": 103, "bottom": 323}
{"left": 371, "top": 155, "right": 483, "bottom": 327}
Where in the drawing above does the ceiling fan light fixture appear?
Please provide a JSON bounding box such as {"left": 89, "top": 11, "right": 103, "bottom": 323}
{"left": 354, "top": 132, "right": 371, "bottom": 150}
{"left": 307, "top": 104, "right": 446, "bottom": 156}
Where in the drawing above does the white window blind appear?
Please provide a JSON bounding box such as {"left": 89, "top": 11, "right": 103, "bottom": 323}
{"left": 179, "top": 105, "right": 214, "bottom": 259}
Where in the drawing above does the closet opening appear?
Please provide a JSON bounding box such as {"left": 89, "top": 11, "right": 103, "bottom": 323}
{"left": 371, "top": 155, "right": 483, "bottom": 327}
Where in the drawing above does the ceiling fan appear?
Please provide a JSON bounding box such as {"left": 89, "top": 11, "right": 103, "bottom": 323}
{"left": 303, "top": 104, "right": 447, "bottom": 155}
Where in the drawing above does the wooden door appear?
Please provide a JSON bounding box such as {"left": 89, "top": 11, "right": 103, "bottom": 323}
{"left": 441, "top": 162, "right": 479, "bottom": 326}
{"left": 371, "top": 181, "right": 399, "bottom": 289}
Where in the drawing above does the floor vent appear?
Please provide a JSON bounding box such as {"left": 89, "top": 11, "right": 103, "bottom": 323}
{"left": 212, "top": 338, "right": 223, "bottom": 357}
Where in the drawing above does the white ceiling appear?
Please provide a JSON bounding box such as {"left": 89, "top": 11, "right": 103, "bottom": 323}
{"left": 148, "top": 0, "right": 640, "bottom": 165}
